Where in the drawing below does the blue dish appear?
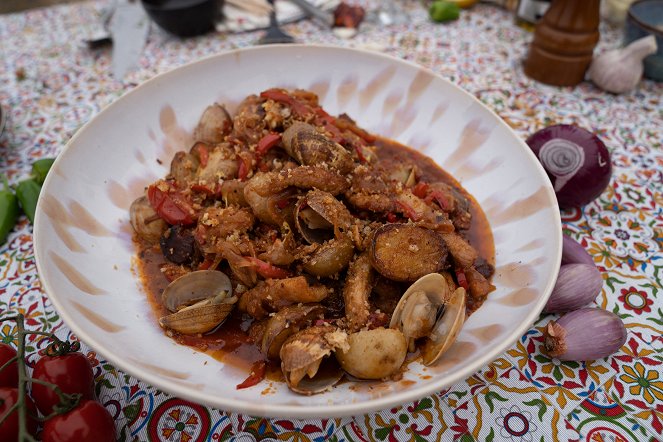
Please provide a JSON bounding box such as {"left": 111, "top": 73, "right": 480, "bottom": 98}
{"left": 626, "top": 0, "right": 663, "bottom": 81}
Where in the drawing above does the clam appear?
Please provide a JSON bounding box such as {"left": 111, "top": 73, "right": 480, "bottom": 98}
{"left": 261, "top": 304, "right": 325, "bottom": 359}
{"left": 335, "top": 328, "right": 407, "bottom": 380}
{"left": 294, "top": 190, "right": 354, "bottom": 244}
{"left": 130, "top": 196, "right": 167, "bottom": 244}
{"left": 280, "top": 325, "right": 348, "bottom": 395}
{"left": 159, "top": 270, "right": 237, "bottom": 335}
{"left": 282, "top": 122, "right": 354, "bottom": 174}
{"left": 389, "top": 273, "right": 467, "bottom": 365}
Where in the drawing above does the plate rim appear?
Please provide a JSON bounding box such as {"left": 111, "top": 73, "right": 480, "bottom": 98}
{"left": 34, "top": 43, "right": 562, "bottom": 418}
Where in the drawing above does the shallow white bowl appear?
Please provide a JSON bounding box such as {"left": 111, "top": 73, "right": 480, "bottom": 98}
{"left": 34, "top": 45, "right": 561, "bottom": 418}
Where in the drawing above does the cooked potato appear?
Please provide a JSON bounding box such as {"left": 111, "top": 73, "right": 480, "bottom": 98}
{"left": 369, "top": 224, "right": 448, "bottom": 281}
{"left": 335, "top": 328, "right": 407, "bottom": 379}
{"left": 303, "top": 236, "right": 355, "bottom": 277}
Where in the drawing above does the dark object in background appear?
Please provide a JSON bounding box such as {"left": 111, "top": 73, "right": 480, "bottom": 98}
{"left": 625, "top": 0, "right": 663, "bottom": 81}
{"left": 333, "top": 3, "right": 365, "bottom": 28}
{"left": 141, "top": 0, "right": 221, "bottom": 37}
{"left": 523, "top": 0, "right": 601, "bottom": 86}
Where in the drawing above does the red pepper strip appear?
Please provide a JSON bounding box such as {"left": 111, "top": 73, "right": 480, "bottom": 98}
{"left": 275, "top": 197, "right": 291, "bottom": 210}
{"left": 237, "top": 157, "right": 251, "bottom": 181}
{"left": 260, "top": 89, "right": 311, "bottom": 118}
{"left": 413, "top": 182, "right": 429, "bottom": 198}
{"left": 394, "top": 200, "right": 422, "bottom": 222}
{"left": 314, "top": 107, "right": 336, "bottom": 125}
{"left": 334, "top": 118, "right": 377, "bottom": 144}
{"left": 198, "top": 255, "right": 215, "bottom": 270}
{"left": 256, "top": 133, "right": 282, "bottom": 157}
{"left": 236, "top": 360, "right": 266, "bottom": 389}
{"left": 190, "top": 183, "right": 219, "bottom": 196}
{"left": 244, "top": 257, "right": 292, "bottom": 279}
{"left": 190, "top": 142, "right": 209, "bottom": 168}
{"left": 386, "top": 212, "right": 398, "bottom": 223}
{"left": 323, "top": 121, "right": 345, "bottom": 144}
{"left": 455, "top": 268, "right": 470, "bottom": 291}
{"left": 147, "top": 185, "right": 196, "bottom": 225}
{"left": 353, "top": 143, "right": 367, "bottom": 163}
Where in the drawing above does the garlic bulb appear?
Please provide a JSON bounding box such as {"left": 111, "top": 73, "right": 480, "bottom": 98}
{"left": 588, "top": 35, "right": 658, "bottom": 94}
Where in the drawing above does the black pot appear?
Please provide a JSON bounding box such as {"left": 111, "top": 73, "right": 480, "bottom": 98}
{"left": 141, "top": 0, "right": 221, "bottom": 37}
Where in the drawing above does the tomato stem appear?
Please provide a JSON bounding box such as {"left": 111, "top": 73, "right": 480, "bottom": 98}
{"left": 0, "top": 313, "right": 74, "bottom": 441}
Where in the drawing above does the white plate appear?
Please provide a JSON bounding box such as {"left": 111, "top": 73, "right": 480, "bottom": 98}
{"left": 34, "top": 44, "right": 561, "bottom": 418}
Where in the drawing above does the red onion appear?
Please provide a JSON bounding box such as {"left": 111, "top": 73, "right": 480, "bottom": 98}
{"left": 526, "top": 124, "right": 612, "bottom": 208}
{"left": 543, "top": 263, "right": 602, "bottom": 313}
{"left": 543, "top": 308, "right": 626, "bottom": 361}
{"left": 562, "top": 234, "right": 595, "bottom": 266}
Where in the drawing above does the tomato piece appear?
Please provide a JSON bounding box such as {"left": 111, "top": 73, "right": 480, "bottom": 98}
{"left": 43, "top": 400, "right": 115, "bottom": 442}
{"left": 190, "top": 142, "right": 209, "bottom": 168}
{"left": 386, "top": 212, "right": 398, "bottom": 223}
{"left": 0, "top": 344, "right": 18, "bottom": 388}
{"left": 0, "top": 387, "right": 38, "bottom": 440}
{"left": 260, "top": 89, "right": 311, "bottom": 117}
{"left": 236, "top": 360, "right": 266, "bottom": 389}
{"left": 147, "top": 184, "right": 195, "bottom": 225}
{"left": 237, "top": 158, "right": 249, "bottom": 181}
{"left": 256, "top": 133, "right": 282, "bottom": 157}
{"left": 412, "top": 182, "right": 429, "bottom": 199}
{"left": 455, "top": 267, "right": 469, "bottom": 291}
{"left": 428, "top": 190, "right": 453, "bottom": 212}
{"left": 394, "top": 200, "right": 422, "bottom": 222}
{"left": 31, "top": 352, "right": 94, "bottom": 416}
{"left": 244, "top": 257, "right": 291, "bottom": 279}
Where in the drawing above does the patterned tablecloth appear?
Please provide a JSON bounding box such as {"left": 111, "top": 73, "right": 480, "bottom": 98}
{"left": 1, "top": 1, "right": 662, "bottom": 441}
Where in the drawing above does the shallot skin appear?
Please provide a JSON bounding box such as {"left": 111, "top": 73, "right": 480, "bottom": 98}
{"left": 561, "top": 234, "right": 595, "bottom": 266}
{"left": 543, "top": 263, "right": 603, "bottom": 313}
{"left": 543, "top": 308, "right": 626, "bottom": 361}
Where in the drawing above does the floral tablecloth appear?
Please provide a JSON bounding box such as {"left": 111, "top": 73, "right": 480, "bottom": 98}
{"left": 1, "top": 1, "right": 662, "bottom": 441}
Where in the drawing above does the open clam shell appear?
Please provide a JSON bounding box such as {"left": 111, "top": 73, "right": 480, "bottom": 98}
{"left": 162, "top": 270, "right": 232, "bottom": 312}
{"left": 390, "top": 273, "right": 467, "bottom": 365}
{"left": 159, "top": 299, "right": 236, "bottom": 335}
{"left": 294, "top": 190, "right": 354, "bottom": 244}
{"left": 261, "top": 304, "right": 325, "bottom": 359}
{"left": 280, "top": 325, "right": 348, "bottom": 395}
{"left": 159, "top": 270, "right": 236, "bottom": 335}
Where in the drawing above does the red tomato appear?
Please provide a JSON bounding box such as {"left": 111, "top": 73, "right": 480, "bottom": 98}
{"left": 0, "top": 387, "right": 38, "bottom": 440}
{"left": 0, "top": 344, "right": 18, "bottom": 388}
{"left": 43, "top": 400, "right": 115, "bottom": 442}
{"left": 31, "top": 352, "right": 94, "bottom": 416}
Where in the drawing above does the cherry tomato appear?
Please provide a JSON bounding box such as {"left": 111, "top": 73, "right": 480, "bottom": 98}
{"left": 0, "top": 344, "right": 18, "bottom": 388}
{"left": 0, "top": 387, "right": 38, "bottom": 441}
{"left": 43, "top": 400, "right": 115, "bottom": 442}
{"left": 31, "top": 352, "right": 94, "bottom": 416}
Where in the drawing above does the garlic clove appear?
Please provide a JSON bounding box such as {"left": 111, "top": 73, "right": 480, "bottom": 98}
{"left": 543, "top": 263, "right": 602, "bottom": 313}
{"left": 588, "top": 35, "right": 658, "bottom": 94}
{"left": 561, "top": 234, "right": 595, "bottom": 266}
{"left": 542, "top": 308, "right": 626, "bottom": 361}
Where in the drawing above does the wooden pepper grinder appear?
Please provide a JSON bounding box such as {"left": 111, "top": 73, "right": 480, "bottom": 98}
{"left": 523, "top": 0, "right": 601, "bottom": 86}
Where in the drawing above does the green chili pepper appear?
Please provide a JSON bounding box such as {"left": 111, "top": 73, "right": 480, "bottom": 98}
{"left": 16, "top": 179, "right": 41, "bottom": 225}
{"left": 0, "top": 175, "right": 20, "bottom": 244}
{"left": 429, "top": 1, "right": 460, "bottom": 22}
{"left": 31, "top": 158, "right": 55, "bottom": 185}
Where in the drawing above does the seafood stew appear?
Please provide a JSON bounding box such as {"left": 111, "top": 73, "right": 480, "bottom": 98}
{"left": 131, "top": 88, "right": 495, "bottom": 394}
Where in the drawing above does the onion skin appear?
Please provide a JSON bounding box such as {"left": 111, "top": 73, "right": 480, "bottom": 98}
{"left": 562, "top": 234, "right": 595, "bottom": 266}
{"left": 543, "top": 263, "right": 602, "bottom": 313}
{"left": 543, "top": 308, "right": 626, "bottom": 361}
{"left": 526, "top": 124, "right": 611, "bottom": 208}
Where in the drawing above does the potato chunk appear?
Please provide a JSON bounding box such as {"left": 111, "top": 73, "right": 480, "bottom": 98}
{"left": 369, "top": 224, "right": 448, "bottom": 282}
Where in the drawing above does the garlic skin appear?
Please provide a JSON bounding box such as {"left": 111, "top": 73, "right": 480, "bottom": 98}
{"left": 543, "top": 263, "right": 602, "bottom": 313}
{"left": 588, "top": 35, "right": 658, "bottom": 94}
{"left": 543, "top": 308, "right": 626, "bottom": 361}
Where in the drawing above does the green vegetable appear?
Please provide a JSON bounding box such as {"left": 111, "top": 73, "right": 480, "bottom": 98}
{"left": 16, "top": 179, "right": 41, "bottom": 224}
{"left": 0, "top": 175, "right": 20, "bottom": 244}
{"left": 429, "top": 1, "right": 460, "bottom": 22}
{"left": 31, "top": 158, "right": 55, "bottom": 185}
